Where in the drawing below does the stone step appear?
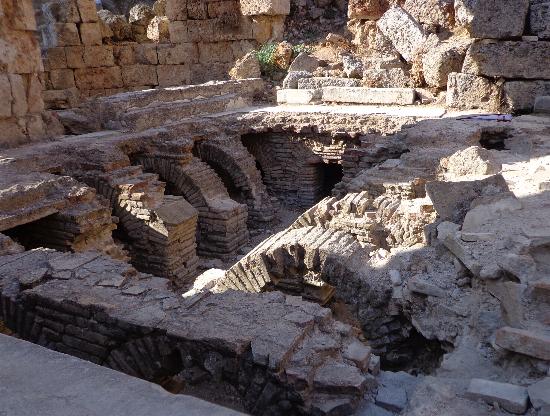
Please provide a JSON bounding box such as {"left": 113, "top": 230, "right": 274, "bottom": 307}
{"left": 322, "top": 87, "right": 416, "bottom": 106}
{"left": 276, "top": 89, "right": 321, "bottom": 105}
{"left": 298, "top": 77, "right": 363, "bottom": 89}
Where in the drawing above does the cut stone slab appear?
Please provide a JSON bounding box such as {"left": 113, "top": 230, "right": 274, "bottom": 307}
{"left": 534, "top": 96, "right": 550, "bottom": 114}
{"left": 277, "top": 89, "right": 321, "bottom": 104}
{"left": 446, "top": 72, "right": 497, "bottom": 110}
{"left": 495, "top": 326, "right": 550, "bottom": 361}
{"left": 422, "top": 39, "right": 470, "bottom": 88}
{"left": 503, "top": 81, "right": 550, "bottom": 112}
{"left": 313, "top": 360, "right": 367, "bottom": 394}
{"left": 455, "top": 0, "right": 529, "bottom": 39}
{"left": 240, "top": 0, "right": 290, "bottom": 15}
{"left": 528, "top": 2, "right": 550, "bottom": 40}
{"left": 377, "top": 6, "right": 426, "bottom": 62}
{"left": 0, "top": 334, "right": 243, "bottom": 416}
{"left": 528, "top": 377, "right": 550, "bottom": 410}
{"left": 322, "top": 87, "right": 416, "bottom": 105}
{"left": 343, "top": 340, "right": 372, "bottom": 370}
{"left": 298, "top": 77, "right": 362, "bottom": 89}
{"left": 465, "top": 378, "right": 528, "bottom": 415}
{"left": 463, "top": 41, "right": 550, "bottom": 80}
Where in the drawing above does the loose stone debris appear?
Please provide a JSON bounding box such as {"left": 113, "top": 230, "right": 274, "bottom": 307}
{"left": 1, "top": 0, "right": 550, "bottom": 415}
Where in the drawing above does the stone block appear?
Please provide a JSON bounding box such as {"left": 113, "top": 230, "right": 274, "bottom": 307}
{"left": 50, "top": 69, "right": 76, "bottom": 89}
{"left": 348, "top": 0, "right": 387, "bottom": 20}
{"left": 251, "top": 15, "right": 284, "bottom": 43}
{"left": 208, "top": 1, "right": 240, "bottom": 18}
{"left": 77, "top": 0, "right": 99, "bottom": 22}
{"left": 166, "top": 0, "right": 188, "bottom": 20}
{"left": 364, "top": 68, "right": 410, "bottom": 88}
{"left": 503, "top": 81, "right": 550, "bottom": 112}
{"left": 313, "top": 360, "right": 367, "bottom": 394}
{"left": 403, "top": 0, "right": 454, "bottom": 29}
{"left": 465, "top": 378, "right": 528, "bottom": 414}
{"left": 422, "top": 39, "right": 469, "bottom": 88}
{"left": 2, "top": 32, "right": 43, "bottom": 74}
{"left": 377, "top": 6, "right": 426, "bottom": 62}
{"left": 298, "top": 77, "right": 362, "bottom": 89}
{"left": 343, "top": 340, "right": 371, "bottom": 370}
{"left": 146, "top": 16, "right": 170, "bottom": 42}
{"left": 46, "top": 48, "right": 68, "bottom": 70}
{"left": 322, "top": 87, "right": 416, "bottom": 105}
{"left": 157, "top": 44, "right": 197, "bottom": 65}
{"left": 65, "top": 46, "right": 86, "bottom": 68}
{"left": 495, "top": 326, "right": 550, "bottom": 361}
{"left": 157, "top": 65, "right": 190, "bottom": 87}
{"left": 446, "top": 72, "right": 497, "bottom": 110}
{"left": 43, "top": 0, "right": 81, "bottom": 23}
{"left": 528, "top": 2, "right": 550, "bottom": 39}
{"left": 187, "top": 0, "right": 208, "bottom": 19}
{"left": 455, "top": 0, "right": 529, "bottom": 39}
{"left": 282, "top": 71, "right": 311, "bottom": 89}
{"left": 122, "top": 65, "right": 158, "bottom": 86}
{"left": 0, "top": 74, "right": 12, "bottom": 118}
{"left": 528, "top": 378, "right": 550, "bottom": 410}
{"left": 54, "top": 23, "right": 81, "bottom": 46}
{"left": 534, "top": 96, "right": 550, "bottom": 114}
{"left": 198, "top": 42, "right": 234, "bottom": 64}
{"left": 240, "top": 0, "right": 290, "bottom": 16}
{"left": 4, "top": 0, "right": 37, "bottom": 30}
{"left": 79, "top": 22, "right": 102, "bottom": 45}
{"left": 27, "top": 75, "right": 44, "bottom": 114}
{"left": 74, "top": 67, "right": 123, "bottom": 90}
{"left": 276, "top": 89, "right": 322, "bottom": 104}
{"left": 463, "top": 41, "right": 550, "bottom": 80}
{"left": 168, "top": 21, "right": 189, "bottom": 43}
{"left": 8, "top": 75, "right": 27, "bottom": 117}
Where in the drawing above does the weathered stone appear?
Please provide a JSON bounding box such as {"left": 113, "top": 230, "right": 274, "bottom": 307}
{"left": 442, "top": 146, "right": 501, "bottom": 177}
{"left": 277, "top": 89, "right": 321, "bottom": 104}
{"left": 288, "top": 52, "right": 320, "bottom": 73}
{"left": 322, "top": 87, "right": 416, "bottom": 105}
{"left": 79, "top": 22, "right": 102, "bottom": 45}
{"left": 503, "top": 81, "right": 550, "bottom": 112}
{"left": 273, "top": 41, "right": 293, "bottom": 69}
{"left": 129, "top": 4, "right": 155, "bottom": 25}
{"left": 147, "top": 16, "right": 170, "bottom": 42}
{"left": 455, "top": 0, "right": 529, "bottom": 39}
{"left": 528, "top": 378, "right": 550, "bottom": 410}
{"left": 534, "top": 96, "right": 550, "bottom": 114}
{"left": 422, "top": 40, "right": 469, "bottom": 88}
{"left": 377, "top": 6, "right": 426, "bottom": 62}
{"left": 229, "top": 52, "right": 261, "bottom": 80}
{"left": 313, "top": 360, "right": 367, "bottom": 394}
{"left": 364, "top": 68, "right": 410, "bottom": 88}
{"left": 153, "top": 0, "right": 167, "bottom": 16}
{"left": 342, "top": 54, "right": 363, "bottom": 79}
{"left": 240, "top": 0, "right": 290, "bottom": 15}
{"left": 376, "top": 385, "right": 407, "bottom": 412}
{"left": 348, "top": 0, "right": 386, "bottom": 20}
{"left": 463, "top": 41, "right": 550, "bottom": 80}
{"left": 403, "top": 0, "right": 454, "bottom": 29}
{"left": 465, "top": 378, "right": 528, "bottom": 414}
{"left": 495, "top": 327, "right": 550, "bottom": 361}
{"left": 298, "top": 77, "right": 362, "bottom": 89}
{"left": 343, "top": 340, "right": 371, "bottom": 370}
{"left": 97, "top": 10, "right": 132, "bottom": 41}
{"left": 446, "top": 73, "right": 497, "bottom": 110}
{"left": 528, "top": 2, "right": 550, "bottom": 39}
{"left": 282, "top": 71, "right": 311, "bottom": 89}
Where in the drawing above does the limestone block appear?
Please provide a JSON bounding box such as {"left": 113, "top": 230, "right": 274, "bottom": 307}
{"left": 129, "top": 4, "right": 155, "bottom": 25}
{"left": 97, "top": 10, "right": 132, "bottom": 41}
{"left": 2, "top": 31, "right": 43, "bottom": 74}
{"left": 503, "top": 80, "right": 550, "bottom": 112}
{"left": 528, "top": 378, "right": 550, "bottom": 410}
{"left": 122, "top": 65, "right": 158, "bottom": 86}
{"left": 8, "top": 75, "right": 27, "bottom": 117}
{"left": 79, "top": 22, "right": 102, "bottom": 45}
{"left": 153, "top": 0, "right": 167, "bottom": 16}
{"left": 495, "top": 326, "right": 550, "bottom": 361}
{"left": 403, "top": 0, "right": 454, "bottom": 29}
{"left": 54, "top": 23, "right": 81, "bottom": 46}
{"left": 187, "top": 0, "right": 208, "bottom": 19}
{"left": 65, "top": 46, "right": 86, "bottom": 68}
{"left": 422, "top": 39, "right": 469, "bottom": 88}
{"left": 276, "top": 89, "right": 322, "bottom": 104}
{"left": 347, "top": 0, "right": 387, "bottom": 19}
{"left": 534, "top": 96, "right": 550, "bottom": 114}
{"left": 113, "top": 44, "right": 158, "bottom": 66}
{"left": 322, "top": 87, "right": 416, "bottom": 105}
{"left": 528, "top": 2, "right": 550, "bottom": 39}
{"left": 169, "top": 21, "right": 189, "bottom": 43}
{"left": 147, "top": 16, "right": 170, "bottom": 42}
{"left": 377, "top": 6, "right": 426, "bottom": 62}
{"left": 157, "top": 65, "right": 190, "bottom": 87}
{"left": 84, "top": 46, "right": 115, "bottom": 67}
{"left": 251, "top": 15, "right": 285, "bottom": 43}
{"left": 288, "top": 52, "right": 320, "bottom": 73}
{"left": 298, "top": 77, "right": 362, "bottom": 89}
{"left": 463, "top": 41, "right": 550, "bottom": 80}
{"left": 157, "top": 43, "right": 197, "bottom": 65}
{"left": 5, "top": 0, "right": 38, "bottom": 30}
{"left": 455, "top": 0, "right": 529, "bottom": 39}
{"left": 46, "top": 48, "right": 68, "bottom": 70}
{"left": 446, "top": 72, "right": 497, "bottom": 110}
{"left": 240, "top": 0, "right": 290, "bottom": 16}
{"left": 43, "top": 0, "right": 81, "bottom": 23}
{"left": 74, "top": 67, "right": 123, "bottom": 89}
{"left": 27, "top": 75, "right": 45, "bottom": 114}
{"left": 50, "top": 69, "right": 76, "bottom": 89}
{"left": 282, "top": 71, "right": 311, "bottom": 89}
{"left": 465, "top": 379, "right": 528, "bottom": 414}
{"left": 208, "top": 1, "right": 240, "bottom": 18}
{"left": 229, "top": 51, "right": 261, "bottom": 79}
{"left": 0, "top": 74, "right": 13, "bottom": 118}
{"left": 198, "top": 42, "right": 234, "bottom": 64}
{"left": 364, "top": 68, "right": 410, "bottom": 88}
{"left": 77, "top": 0, "right": 99, "bottom": 22}
{"left": 166, "top": 0, "right": 188, "bottom": 20}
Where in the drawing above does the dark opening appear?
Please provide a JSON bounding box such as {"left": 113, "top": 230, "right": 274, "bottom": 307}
{"left": 319, "top": 162, "right": 344, "bottom": 197}
{"left": 4, "top": 214, "right": 70, "bottom": 251}
{"left": 479, "top": 128, "right": 510, "bottom": 151}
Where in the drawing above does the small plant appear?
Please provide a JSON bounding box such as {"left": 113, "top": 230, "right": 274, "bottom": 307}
{"left": 256, "top": 43, "right": 278, "bottom": 76}
{"left": 291, "top": 43, "right": 312, "bottom": 58}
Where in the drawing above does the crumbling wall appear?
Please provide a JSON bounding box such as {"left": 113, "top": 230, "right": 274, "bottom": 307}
{"left": 36, "top": 0, "right": 290, "bottom": 109}
{"left": 0, "top": 0, "right": 47, "bottom": 147}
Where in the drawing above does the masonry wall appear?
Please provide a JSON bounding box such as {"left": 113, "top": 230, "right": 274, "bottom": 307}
{"left": 0, "top": 0, "right": 47, "bottom": 147}
{"left": 37, "top": 0, "right": 289, "bottom": 109}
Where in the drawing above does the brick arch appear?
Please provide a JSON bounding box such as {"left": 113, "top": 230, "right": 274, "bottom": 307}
{"left": 135, "top": 155, "right": 249, "bottom": 258}
{"left": 195, "top": 139, "right": 275, "bottom": 226}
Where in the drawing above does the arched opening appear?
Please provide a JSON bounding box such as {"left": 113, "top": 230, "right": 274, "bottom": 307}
{"left": 318, "top": 162, "right": 344, "bottom": 198}
{"left": 3, "top": 214, "right": 66, "bottom": 251}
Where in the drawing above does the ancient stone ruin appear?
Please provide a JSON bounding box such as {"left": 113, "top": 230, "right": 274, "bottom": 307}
{"left": 1, "top": 0, "right": 550, "bottom": 414}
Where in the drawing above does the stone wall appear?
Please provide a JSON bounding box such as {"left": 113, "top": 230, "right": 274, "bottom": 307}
{"left": 36, "top": 0, "right": 289, "bottom": 109}
{"left": 0, "top": 0, "right": 47, "bottom": 147}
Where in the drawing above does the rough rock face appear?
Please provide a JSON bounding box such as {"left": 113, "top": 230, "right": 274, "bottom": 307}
{"left": 463, "top": 41, "right": 550, "bottom": 79}
{"left": 273, "top": 41, "right": 294, "bottom": 69}
{"left": 128, "top": 3, "right": 155, "bottom": 25}
{"left": 455, "top": 0, "right": 529, "bottom": 38}
{"left": 440, "top": 146, "right": 502, "bottom": 178}
{"left": 146, "top": 15, "right": 169, "bottom": 41}
{"left": 229, "top": 52, "right": 261, "bottom": 79}
{"left": 348, "top": 0, "right": 388, "bottom": 20}
{"left": 240, "top": 0, "right": 290, "bottom": 15}
{"left": 97, "top": 9, "right": 132, "bottom": 41}
{"left": 377, "top": 6, "right": 426, "bottom": 62}
{"left": 422, "top": 39, "right": 469, "bottom": 88}
{"left": 528, "top": 2, "right": 550, "bottom": 39}
{"left": 446, "top": 73, "right": 497, "bottom": 110}
{"left": 403, "top": 0, "right": 455, "bottom": 30}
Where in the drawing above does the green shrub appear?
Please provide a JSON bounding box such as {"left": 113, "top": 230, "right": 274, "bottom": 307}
{"left": 256, "top": 43, "right": 278, "bottom": 76}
